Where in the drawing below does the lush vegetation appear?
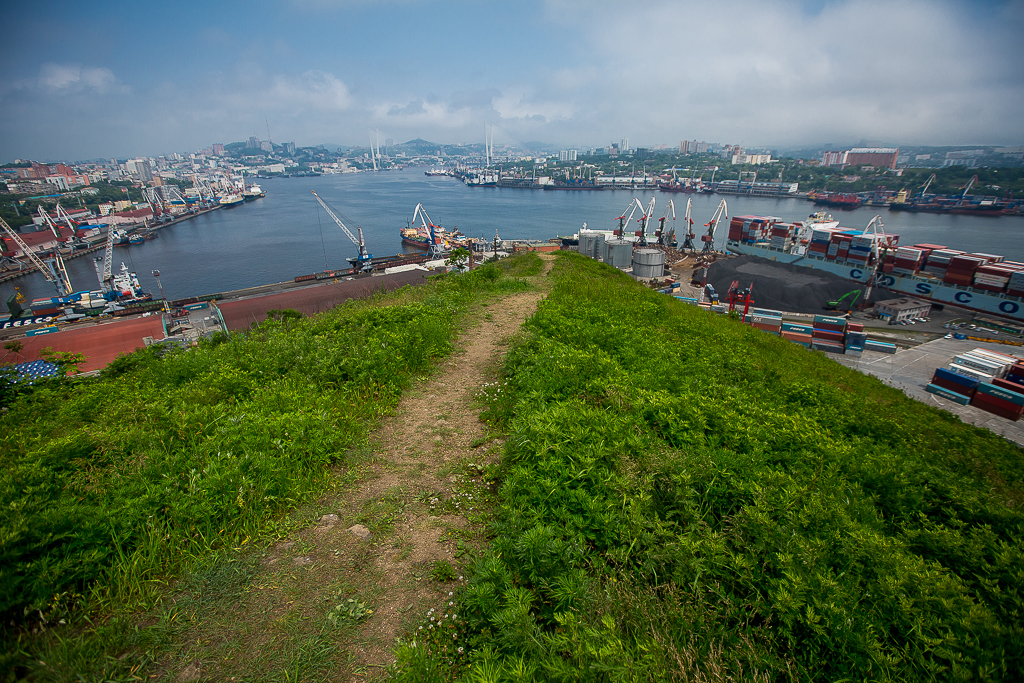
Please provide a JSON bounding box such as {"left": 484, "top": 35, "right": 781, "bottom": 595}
{"left": 0, "top": 256, "right": 537, "bottom": 678}
{"left": 395, "top": 252, "right": 1024, "bottom": 681}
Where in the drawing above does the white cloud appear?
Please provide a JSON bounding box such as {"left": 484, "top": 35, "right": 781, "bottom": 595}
{"left": 38, "top": 63, "right": 129, "bottom": 94}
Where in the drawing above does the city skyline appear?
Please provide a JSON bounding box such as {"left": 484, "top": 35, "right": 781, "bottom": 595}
{"left": 1, "top": 0, "right": 1021, "bottom": 162}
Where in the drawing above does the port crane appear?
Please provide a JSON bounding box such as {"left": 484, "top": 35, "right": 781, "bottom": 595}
{"left": 410, "top": 203, "right": 447, "bottom": 258}
{"left": 94, "top": 218, "right": 119, "bottom": 291}
{"left": 679, "top": 198, "right": 696, "bottom": 252}
{"left": 959, "top": 175, "right": 978, "bottom": 204}
{"left": 919, "top": 173, "right": 937, "bottom": 198}
{"left": 0, "top": 215, "right": 73, "bottom": 297}
{"left": 726, "top": 280, "right": 755, "bottom": 317}
{"left": 656, "top": 199, "right": 676, "bottom": 247}
{"left": 702, "top": 199, "right": 728, "bottom": 255}
{"left": 860, "top": 214, "right": 889, "bottom": 303}
{"left": 615, "top": 197, "right": 656, "bottom": 246}
{"left": 311, "top": 190, "right": 373, "bottom": 272}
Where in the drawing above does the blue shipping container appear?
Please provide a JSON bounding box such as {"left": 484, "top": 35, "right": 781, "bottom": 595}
{"left": 926, "top": 383, "right": 972, "bottom": 405}
{"left": 934, "top": 367, "right": 980, "bottom": 389}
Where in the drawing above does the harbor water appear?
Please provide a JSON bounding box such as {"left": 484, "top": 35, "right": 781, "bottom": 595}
{"left": 3, "top": 167, "right": 1022, "bottom": 304}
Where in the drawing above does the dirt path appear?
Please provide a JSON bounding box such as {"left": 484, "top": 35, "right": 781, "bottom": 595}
{"left": 163, "top": 257, "right": 552, "bottom": 682}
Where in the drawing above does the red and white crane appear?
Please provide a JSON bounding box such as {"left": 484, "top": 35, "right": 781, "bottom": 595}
{"left": 410, "top": 203, "right": 447, "bottom": 258}
{"left": 702, "top": 198, "right": 728, "bottom": 255}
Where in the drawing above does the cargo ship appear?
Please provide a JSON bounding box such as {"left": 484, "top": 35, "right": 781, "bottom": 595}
{"left": 725, "top": 213, "right": 1024, "bottom": 323}
{"left": 813, "top": 192, "right": 863, "bottom": 208}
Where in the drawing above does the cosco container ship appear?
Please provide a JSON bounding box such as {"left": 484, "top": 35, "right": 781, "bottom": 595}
{"left": 725, "top": 213, "right": 1024, "bottom": 323}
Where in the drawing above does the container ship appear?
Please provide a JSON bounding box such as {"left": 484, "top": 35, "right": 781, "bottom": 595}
{"left": 725, "top": 213, "right": 1024, "bottom": 323}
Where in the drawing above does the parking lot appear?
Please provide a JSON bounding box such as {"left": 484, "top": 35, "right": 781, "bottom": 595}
{"left": 832, "top": 337, "right": 1024, "bottom": 446}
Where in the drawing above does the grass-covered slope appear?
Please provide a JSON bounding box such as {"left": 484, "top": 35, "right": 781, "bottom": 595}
{"left": 0, "top": 257, "right": 538, "bottom": 658}
{"left": 396, "top": 252, "right": 1024, "bottom": 682}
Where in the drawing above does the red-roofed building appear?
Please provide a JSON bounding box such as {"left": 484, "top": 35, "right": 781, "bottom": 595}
{"left": 1, "top": 225, "right": 75, "bottom": 257}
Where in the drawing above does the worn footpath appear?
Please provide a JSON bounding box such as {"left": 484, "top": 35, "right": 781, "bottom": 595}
{"left": 163, "top": 257, "right": 552, "bottom": 682}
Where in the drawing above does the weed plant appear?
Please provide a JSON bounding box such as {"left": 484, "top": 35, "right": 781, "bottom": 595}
{"left": 0, "top": 255, "right": 538, "bottom": 679}
{"left": 394, "top": 252, "right": 1024, "bottom": 682}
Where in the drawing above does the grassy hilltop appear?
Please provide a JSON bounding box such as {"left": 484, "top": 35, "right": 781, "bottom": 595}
{"left": 395, "top": 253, "right": 1024, "bottom": 682}
{"left": 2, "top": 251, "right": 1022, "bottom": 682}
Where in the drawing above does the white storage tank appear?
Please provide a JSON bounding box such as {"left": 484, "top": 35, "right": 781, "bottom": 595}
{"left": 591, "top": 233, "right": 606, "bottom": 260}
{"left": 632, "top": 248, "right": 665, "bottom": 278}
{"left": 578, "top": 233, "right": 595, "bottom": 258}
{"left": 605, "top": 240, "right": 633, "bottom": 268}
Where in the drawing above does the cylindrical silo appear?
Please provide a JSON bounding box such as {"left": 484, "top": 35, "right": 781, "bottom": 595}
{"left": 578, "top": 233, "right": 594, "bottom": 258}
{"left": 591, "top": 233, "right": 606, "bottom": 260}
{"left": 632, "top": 248, "right": 665, "bottom": 278}
{"left": 605, "top": 240, "right": 633, "bottom": 268}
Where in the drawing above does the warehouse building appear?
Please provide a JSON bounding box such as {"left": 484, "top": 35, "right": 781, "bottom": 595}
{"left": 874, "top": 297, "right": 931, "bottom": 322}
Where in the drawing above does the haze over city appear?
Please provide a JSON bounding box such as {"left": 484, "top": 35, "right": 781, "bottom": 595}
{"left": 1, "top": 0, "right": 1022, "bottom": 161}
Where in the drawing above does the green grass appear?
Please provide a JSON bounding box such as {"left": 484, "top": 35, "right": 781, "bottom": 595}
{"left": 0, "top": 254, "right": 541, "bottom": 680}
{"left": 393, "top": 252, "right": 1024, "bottom": 682}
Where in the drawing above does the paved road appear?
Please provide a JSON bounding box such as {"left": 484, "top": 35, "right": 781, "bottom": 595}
{"left": 832, "top": 337, "right": 1024, "bottom": 446}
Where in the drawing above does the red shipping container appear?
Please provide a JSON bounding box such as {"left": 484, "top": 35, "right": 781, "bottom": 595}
{"left": 812, "top": 330, "right": 845, "bottom": 342}
{"left": 970, "top": 396, "right": 1022, "bottom": 421}
{"left": 847, "top": 323, "right": 864, "bottom": 332}
{"left": 930, "top": 375, "right": 975, "bottom": 397}
{"left": 993, "top": 378, "right": 1024, "bottom": 395}
{"left": 781, "top": 332, "right": 813, "bottom": 343}
{"left": 971, "top": 391, "right": 1024, "bottom": 416}
{"left": 815, "top": 322, "right": 846, "bottom": 333}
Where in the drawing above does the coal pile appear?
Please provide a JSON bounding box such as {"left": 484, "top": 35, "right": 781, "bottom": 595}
{"left": 706, "top": 255, "right": 896, "bottom": 315}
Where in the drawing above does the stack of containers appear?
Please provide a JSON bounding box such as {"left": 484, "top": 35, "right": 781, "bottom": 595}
{"left": 951, "top": 350, "right": 1009, "bottom": 379}
{"left": 781, "top": 322, "right": 813, "bottom": 347}
{"left": 921, "top": 248, "right": 962, "bottom": 278}
{"left": 727, "top": 217, "right": 747, "bottom": 242}
{"left": 945, "top": 362, "right": 994, "bottom": 384}
{"left": 769, "top": 223, "right": 797, "bottom": 250}
{"left": 944, "top": 255, "right": 987, "bottom": 286}
{"left": 970, "top": 383, "right": 1024, "bottom": 421}
{"left": 864, "top": 339, "right": 898, "bottom": 353}
{"left": 893, "top": 247, "right": 924, "bottom": 275}
{"left": 745, "top": 313, "right": 782, "bottom": 335}
{"left": 1007, "top": 362, "right": 1024, "bottom": 385}
{"left": 1006, "top": 268, "right": 1024, "bottom": 298}
{"left": 811, "top": 314, "right": 847, "bottom": 353}
{"left": 846, "top": 235, "right": 875, "bottom": 267}
{"left": 927, "top": 367, "right": 979, "bottom": 405}
{"left": 845, "top": 322, "right": 866, "bottom": 356}
{"left": 970, "top": 253, "right": 1004, "bottom": 264}
{"left": 727, "top": 216, "right": 778, "bottom": 244}
{"left": 807, "top": 227, "right": 839, "bottom": 257}
{"left": 826, "top": 232, "right": 851, "bottom": 261}
{"left": 973, "top": 264, "right": 1016, "bottom": 293}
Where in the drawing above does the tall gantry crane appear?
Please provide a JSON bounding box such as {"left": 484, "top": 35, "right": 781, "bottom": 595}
{"left": 615, "top": 197, "right": 656, "bottom": 246}
{"left": 679, "top": 198, "right": 696, "bottom": 252}
{"left": 959, "top": 175, "right": 978, "bottom": 204}
{"left": 656, "top": 199, "right": 676, "bottom": 247}
{"left": 311, "top": 191, "right": 373, "bottom": 272}
{"left": 94, "top": 218, "right": 119, "bottom": 291}
{"left": 702, "top": 199, "right": 728, "bottom": 255}
{"left": 0, "top": 215, "right": 73, "bottom": 296}
{"left": 410, "top": 203, "right": 446, "bottom": 258}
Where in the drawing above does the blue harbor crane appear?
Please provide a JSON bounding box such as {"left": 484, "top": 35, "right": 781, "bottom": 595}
{"left": 311, "top": 190, "right": 373, "bottom": 272}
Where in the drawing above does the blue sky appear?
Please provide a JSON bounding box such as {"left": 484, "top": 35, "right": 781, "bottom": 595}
{"left": 1, "top": 0, "right": 1021, "bottom": 161}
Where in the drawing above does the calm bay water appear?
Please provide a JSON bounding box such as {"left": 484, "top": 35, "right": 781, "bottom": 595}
{"left": 4, "top": 166, "right": 1023, "bottom": 303}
